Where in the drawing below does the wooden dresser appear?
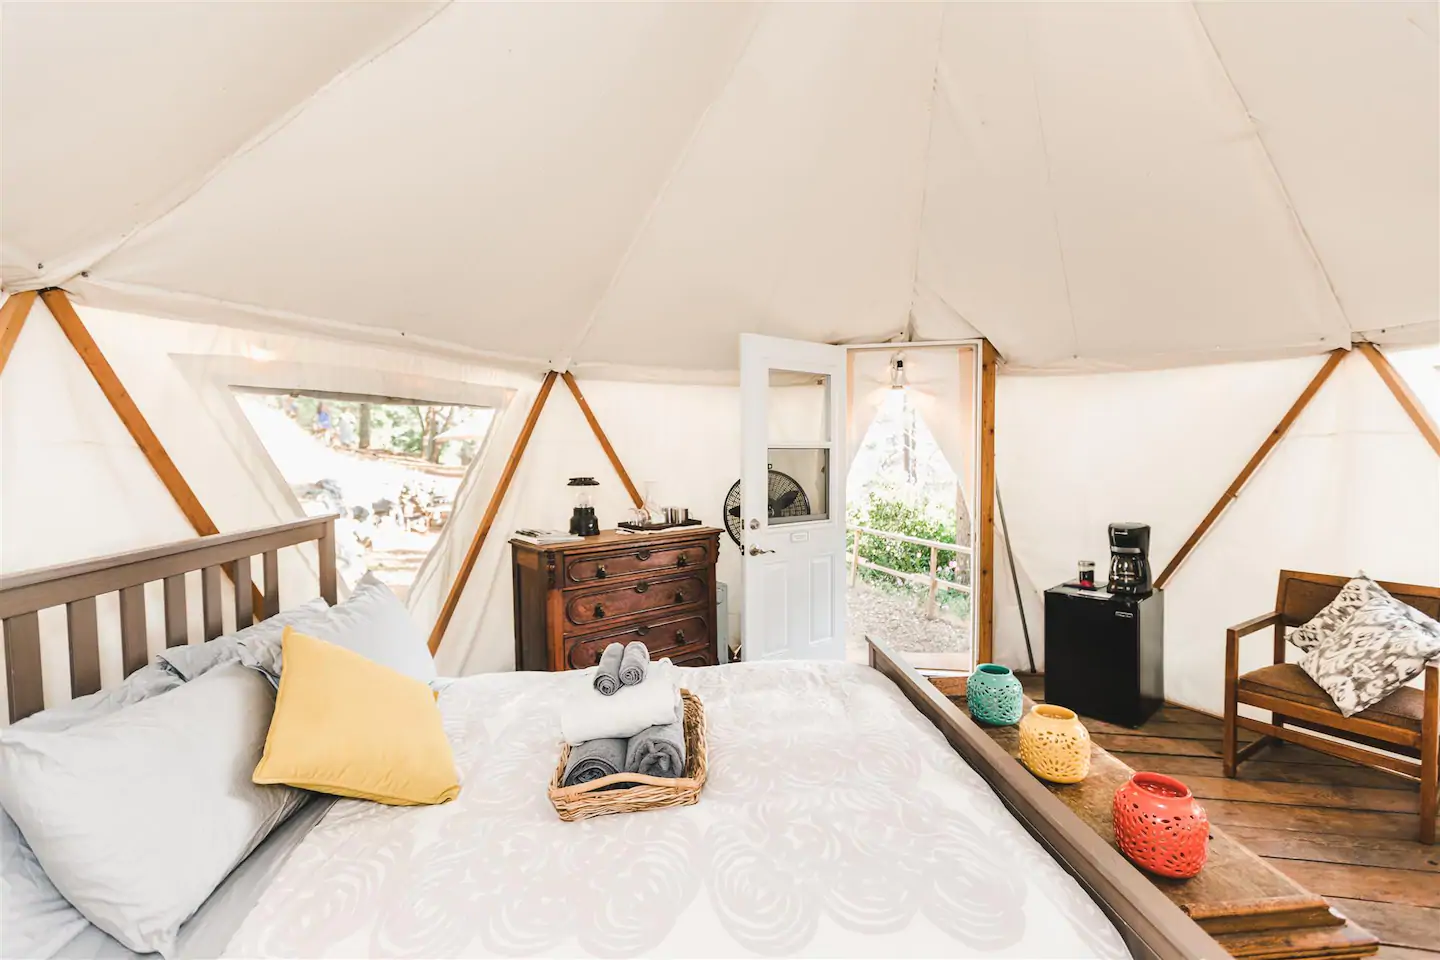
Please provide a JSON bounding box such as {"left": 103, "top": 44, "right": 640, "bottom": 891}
{"left": 510, "top": 527, "right": 723, "bottom": 672}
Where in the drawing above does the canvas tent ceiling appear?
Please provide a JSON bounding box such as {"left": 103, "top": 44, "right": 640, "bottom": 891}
{"left": 2, "top": 1, "right": 1436, "bottom": 374}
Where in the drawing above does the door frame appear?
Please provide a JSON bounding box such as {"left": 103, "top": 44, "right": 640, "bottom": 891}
{"left": 841, "top": 338, "right": 996, "bottom": 673}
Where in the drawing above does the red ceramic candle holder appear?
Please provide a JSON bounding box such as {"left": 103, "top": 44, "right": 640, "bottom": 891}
{"left": 1112, "top": 772, "right": 1209, "bottom": 879}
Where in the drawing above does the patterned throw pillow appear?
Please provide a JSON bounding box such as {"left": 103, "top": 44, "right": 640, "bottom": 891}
{"left": 1298, "top": 594, "right": 1440, "bottom": 716}
{"left": 1288, "top": 573, "right": 1391, "bottom": 653}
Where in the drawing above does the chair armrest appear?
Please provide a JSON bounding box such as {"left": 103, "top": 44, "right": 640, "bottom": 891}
{"left": 1226, "top": 612, "right": 1282, "bottom": 684}
{"left": 1228, "top": 611, "right": 1281, "bottom": 638}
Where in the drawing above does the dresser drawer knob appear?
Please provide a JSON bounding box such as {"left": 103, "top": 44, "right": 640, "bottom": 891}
{"left": 635, "top": 582, "right": 650, "bottom": 594}
{"left": 636, "top": 624, "right": 650, "bottom": 637}
{"left": 636, "top": 549, "right": 652, "bottom": 561}
{"left": 593, "top": 603, "right": 605, "bottom": 619}
{"left": 595, "top": 564, "right": 607, "bottom": 579}
{"left": 673, "top": 590, "right": 684, "bottom": 603}
{"left": 674, "top": 629, "right": 685, "bottom": 644}
{"left": 676, "top": 553, "right": 688, "bottom": 567}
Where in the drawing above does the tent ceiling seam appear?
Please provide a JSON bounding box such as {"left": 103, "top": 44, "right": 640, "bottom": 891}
{"left": 73, "top": 274, "right": 550, "bottom": 372}
{"left": 904, "top": 5, "right": 948, "bottom": 333}
{"left": 1187, "top": 1, "right": 1353, "bottom": 345}
{"left": 561, "top": 4, "right": 770, "bottom": 366}
{"left": 1020, "top": 9, "right": 1082, "bottom": 360}
{"left": 52, "top": 1, "right": 455, "bottom": 291}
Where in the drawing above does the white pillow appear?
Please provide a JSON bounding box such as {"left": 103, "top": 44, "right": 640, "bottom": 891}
{"left": 241, "top": 573, "right": 435, "bottom": 684}
{"left": 3, "top": 662, "right": 188, "bottom": 960}
{"left": 0, "top": 664, "right": 306, "bottom": 956}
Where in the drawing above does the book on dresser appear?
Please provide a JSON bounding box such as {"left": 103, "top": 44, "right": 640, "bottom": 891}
{"left": 510, "top": 526, "right": 723, "bottom": 672}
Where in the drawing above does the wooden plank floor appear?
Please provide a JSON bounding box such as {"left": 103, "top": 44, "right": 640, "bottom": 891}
{"left": 1011, "top": 676, "right": 1439, "bottom": 959}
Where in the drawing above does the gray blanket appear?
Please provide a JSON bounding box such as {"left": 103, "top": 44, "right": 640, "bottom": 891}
{"left": 624, "top": 694, "right": 686, "bottom": 778}
{"left": 592, "top": 643, "right": 624, "bottom": 696}
{"left": 562, "top": 737, "right": 627, "bottom": 786}
{"left": 619, "top": 641, "right": 649, "bottom": 686}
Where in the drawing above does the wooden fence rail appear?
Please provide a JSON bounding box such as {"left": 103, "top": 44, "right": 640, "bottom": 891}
{"left": 847, "top": 525, "right": 969, "bottom": 619}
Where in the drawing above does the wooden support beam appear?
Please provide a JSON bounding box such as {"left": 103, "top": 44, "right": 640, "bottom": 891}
{"left": 37, "top": 289, "right": 265, "bottom": 615}
{"left": 976, "top": 340, "right": 997, "bottom": 666}
{"left": 1155, "top": 349, "right": 1346, "bottom": 591}
{"left": 428, "top": 371, "right": 558, "bottom": 654}
{"left": 1356, "top": 342, "right": 1440, "bottom": 457}
{"left": 0, "top": 291, "right": 37, "bottom": 377}
{"left": 561, "top": 371, "right": 644, "bottom": 508}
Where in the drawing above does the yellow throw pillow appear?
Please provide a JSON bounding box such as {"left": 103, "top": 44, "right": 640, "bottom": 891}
{"left": 253, "top": 627, "right": 459, "bottom": 805}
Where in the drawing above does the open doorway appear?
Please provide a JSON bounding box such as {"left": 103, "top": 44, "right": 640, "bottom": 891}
{"left": 233, "top": 389, "right": 495, "bottom": 599}
{"left": 844, "top": 344, "right": 981, "bottom": 671}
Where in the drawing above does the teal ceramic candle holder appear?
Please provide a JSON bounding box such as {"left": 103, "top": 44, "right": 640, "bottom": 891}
{"left": 967, "top": 663, "right": 1023, "bottom": 725}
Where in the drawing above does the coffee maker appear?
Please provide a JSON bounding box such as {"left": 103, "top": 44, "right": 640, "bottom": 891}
{"left": 1107, "top": 522, "right": 1152, "bottom": 596}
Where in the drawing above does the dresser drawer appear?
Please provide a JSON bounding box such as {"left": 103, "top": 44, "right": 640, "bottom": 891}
{"left": 565, "top": 572, "right": 708, "bottom": 628}
{"left": 565, "top": 541, "right": 710, "bottom": 585}
{"left": 565, "top": 613, "right": 711, "bottom": 669}
{"left": 671, "top": 648, "right": 717, "bottom": 669}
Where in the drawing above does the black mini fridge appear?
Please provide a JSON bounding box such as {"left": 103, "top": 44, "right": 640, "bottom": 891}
{"left": 1043, "top": 584, "right": 1164, "bottom": 728}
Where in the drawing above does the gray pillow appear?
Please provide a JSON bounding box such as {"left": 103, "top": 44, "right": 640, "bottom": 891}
{"left": 157, "top": 597, "right": 332, "bottom": 681}
{"left": 241, "top": 573, "right": 435, "bottom": 684}
{"left": 1299, "top": 594, "right": 1440, "bottom": 716}
{"left": 0, "top": 664, "right": 306, "bottom": 956}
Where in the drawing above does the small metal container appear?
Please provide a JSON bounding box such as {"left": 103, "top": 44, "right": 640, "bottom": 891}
{"left": 664, "top": 507, "right": 689, "bottom": 525}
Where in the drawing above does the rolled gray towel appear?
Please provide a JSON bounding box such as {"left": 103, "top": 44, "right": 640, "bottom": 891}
{"left": 592, "top": 642, "right": 624, "bottom": 696}
{"left": 624, "top": 692, "right": 686, "bottom": 778}
{"left": 619, "top": 640, "right": 650, "bottom": 687}
{"left": 563, "top": 737, "right": 627, "bottom": 786}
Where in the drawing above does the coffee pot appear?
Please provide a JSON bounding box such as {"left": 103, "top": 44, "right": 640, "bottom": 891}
{"left": 1108, "top": 522, "right": 1153, "bottom": 596}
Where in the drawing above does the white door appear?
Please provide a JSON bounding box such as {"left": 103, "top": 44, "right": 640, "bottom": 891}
{"left": 740, "top": 334, "right": 847, "bottom": 660}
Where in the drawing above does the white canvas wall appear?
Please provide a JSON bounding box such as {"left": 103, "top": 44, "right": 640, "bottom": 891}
{"left": 994, "top": 350, "right": 1439, "bottom": 715}
{"left": 414, "top": 379, "right": 745, "bottom": 676}
{"left": 0, "top": 302, "right": 528, "bottom": 710}
{"left": 3, "top": 299, "right": 1434, "bottom": 722}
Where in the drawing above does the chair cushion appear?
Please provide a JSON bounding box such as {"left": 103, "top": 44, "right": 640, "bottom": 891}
{"left": 1239, "top": 662, "right": 1425, "bottom": 732}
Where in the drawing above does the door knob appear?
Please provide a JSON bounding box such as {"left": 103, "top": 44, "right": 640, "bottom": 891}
{"left": 748, "top": 546, "right": 775, "bottom": 556}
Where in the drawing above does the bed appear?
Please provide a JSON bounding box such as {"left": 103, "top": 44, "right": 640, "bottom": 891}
{"left": 1, "top": 519, "right": 1221, "bottom": 960}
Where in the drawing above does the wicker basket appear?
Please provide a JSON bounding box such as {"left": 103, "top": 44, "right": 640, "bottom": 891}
{"left": 548, "top": 689, "right": 707, "bottom": 821}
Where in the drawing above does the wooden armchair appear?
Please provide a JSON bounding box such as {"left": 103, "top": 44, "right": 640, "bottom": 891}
{"left": 1223, "top": 570, "right": 1439, "bottom": 844}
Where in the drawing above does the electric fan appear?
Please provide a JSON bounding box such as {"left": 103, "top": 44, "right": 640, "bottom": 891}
{"left": 722, "top": 470, "right": 812, "bottom": 547}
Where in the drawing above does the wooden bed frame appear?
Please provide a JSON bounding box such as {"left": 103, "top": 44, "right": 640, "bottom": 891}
{"left": 2, "top": 517, "right": 1220, "bottom": 959}
{"left": 869, "top": 641, "right": 1225, "bottom": 960}
{"left": 1, "top": 515, "right": 337, "bottom": 724}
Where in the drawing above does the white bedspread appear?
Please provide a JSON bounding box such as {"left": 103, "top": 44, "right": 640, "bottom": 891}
{"left": 223, "top": 661, "right": 1128, "bottom": 958}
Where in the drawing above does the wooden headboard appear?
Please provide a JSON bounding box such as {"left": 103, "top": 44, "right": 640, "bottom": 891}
{"left": 0, "top": 515, "right": 339, "bottom": 724}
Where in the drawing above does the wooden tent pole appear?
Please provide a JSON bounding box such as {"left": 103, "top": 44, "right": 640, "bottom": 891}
{"left": 1154, "top": 348, "right": 1347, "bottom": 590}
{"left": 1356, "top": 342, "right": 1440, "bottom": 457}
{"left": 0, "top": 291, "right": 37, "bottom": 377}
{"left": 976, "top": 340, "right": 997, "bottom": 665}
{"left": 36, "top": 290, "right": 267, "bottom": 614}
{"left": 428, "top": 370, "right": 559, "bottom": 654}
{"left": 561, "top": 371, "right": 644, "bottom": 508}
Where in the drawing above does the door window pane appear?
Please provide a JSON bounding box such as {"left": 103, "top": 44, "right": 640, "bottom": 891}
{"left": 768, "top": 369, "right": 831, "bottom": 445}
{"left": 765, "top": 447, "right": 829, "bottom": 524}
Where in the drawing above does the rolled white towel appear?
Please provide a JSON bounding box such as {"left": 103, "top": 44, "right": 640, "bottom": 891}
{"left": 561, "top": 659, "right": 679, "bottom": 746}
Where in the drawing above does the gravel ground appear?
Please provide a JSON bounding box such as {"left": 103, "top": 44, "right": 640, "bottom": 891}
{"left": 845, "top": 580, "right": 971, "bottom": 659}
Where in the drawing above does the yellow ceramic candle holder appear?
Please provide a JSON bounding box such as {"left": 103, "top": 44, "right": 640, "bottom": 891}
{"left": 1019, "top": 704, "right": 1091, "bottom": 783}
